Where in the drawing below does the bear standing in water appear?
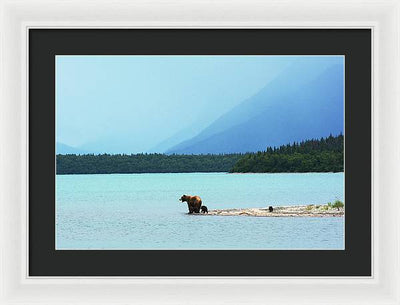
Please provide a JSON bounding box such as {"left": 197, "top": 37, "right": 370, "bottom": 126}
{"left": 179, "top": 194, "right": 202, "bottom": 214}
{"left": 201, "top": 206, "right": 208, "bottom": 214}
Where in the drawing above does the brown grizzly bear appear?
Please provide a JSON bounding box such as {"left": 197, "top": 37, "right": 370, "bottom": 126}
{"left": 179, "top": 194, "right": 202, "bottom": 214}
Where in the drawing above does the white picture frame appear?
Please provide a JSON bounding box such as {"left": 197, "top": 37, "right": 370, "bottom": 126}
{"left": 1, "top": 0, "right": 399, "bottom": 304}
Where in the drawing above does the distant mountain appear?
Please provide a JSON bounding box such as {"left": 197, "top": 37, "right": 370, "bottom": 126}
{"left": 146, "top": 124, "right": 203, "bottom": 153}
{"left": 166, "top": 61, "right": 343, "bottom": 154}
{"left": 56, "top": 142, "right": 88, "bottom": 155}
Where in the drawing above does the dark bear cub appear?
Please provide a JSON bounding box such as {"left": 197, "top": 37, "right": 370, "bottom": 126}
{"left": 201, "top": 206, "right": 208, "bottom": 214}
{"left": 268, "top": 206, "right": 273, "bottom": 212}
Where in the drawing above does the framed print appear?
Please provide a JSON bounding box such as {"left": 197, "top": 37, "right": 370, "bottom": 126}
{"left": 1, "top": 0, "right": 400, "bottom": 304}
{"left": 29, "top": 28, "right": 370, "bottom": 276}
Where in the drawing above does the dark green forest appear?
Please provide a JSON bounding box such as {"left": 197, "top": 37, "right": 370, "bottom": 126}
{"left": 56, "top": 153, "right": 243, "bottom": 174}
{"left": 230, "top": 134, "right": 344, "bottom": 173}
{"left": 56, "top": 134, "right": 343, "bottom": 174}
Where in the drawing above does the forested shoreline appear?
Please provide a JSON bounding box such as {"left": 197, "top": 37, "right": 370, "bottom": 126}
{"left": 56, "top": 153, "right": 243, "bottom": 174}
{"left": 230, "top": 134, "right": 343, "bottom": 173}
{"left": 56, "top": 135, "right": 343, "bottom": 174}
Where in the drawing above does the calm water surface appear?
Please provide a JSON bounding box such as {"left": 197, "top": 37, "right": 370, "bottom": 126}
{"left": 56, "top": 172, "right": 344, "bottom": 249}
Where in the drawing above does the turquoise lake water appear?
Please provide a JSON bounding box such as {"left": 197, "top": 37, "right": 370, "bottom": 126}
{"left": 56, "top": 172, "right": 344, "bottom": 250}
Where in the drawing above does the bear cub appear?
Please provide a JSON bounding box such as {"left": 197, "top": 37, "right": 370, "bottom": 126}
{"left": 201, "top": 206, "right": 208, "bottom": 214}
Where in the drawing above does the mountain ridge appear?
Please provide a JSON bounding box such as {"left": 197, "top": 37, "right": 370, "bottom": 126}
{"left": 166, "top": 60, "right": 343, "bottom": 154}
{"left": 56, "top": 142, "right": 88, "bottom": 155}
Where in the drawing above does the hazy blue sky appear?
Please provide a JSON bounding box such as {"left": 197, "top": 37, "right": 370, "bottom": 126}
{"left": 56, "top": 55, "right": 343, "bottom": 154}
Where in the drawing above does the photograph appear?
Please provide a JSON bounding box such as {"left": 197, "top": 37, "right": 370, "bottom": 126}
{"left": 4, "top": 0, "right": 396, "bottom": 300}
{"left": 55, "top": 55, "right": 345, "bottom": 250}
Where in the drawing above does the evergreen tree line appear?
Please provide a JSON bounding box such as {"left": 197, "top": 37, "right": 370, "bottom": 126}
{"left": 56, "top": 153, "right": 243, "bottom": 174}
{"left": 230, "top": 134, "right": 344, "bottom": 173}
{"left": 56, "top": 134, "right": 343, "bottom": 174}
